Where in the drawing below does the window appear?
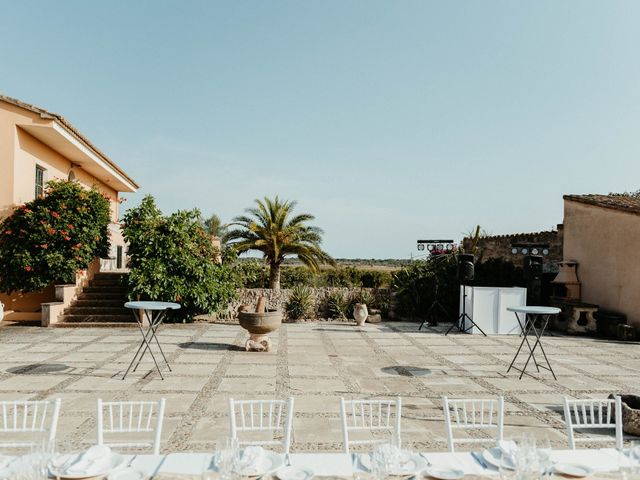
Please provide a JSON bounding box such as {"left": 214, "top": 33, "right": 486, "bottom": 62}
{"left": 35, "top": 165, "right": 45, "bottom": 198}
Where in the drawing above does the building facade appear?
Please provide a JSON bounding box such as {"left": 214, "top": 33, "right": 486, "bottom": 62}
{"left": 563, "top": 194, "right": 640, "bottom": 328}
{"left": 0, "top": 95, "right": 138, "bottom": 319}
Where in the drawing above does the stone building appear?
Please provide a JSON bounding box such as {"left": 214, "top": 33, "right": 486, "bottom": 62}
{"left": 462, "top": 227, "right": 564, "bottom": 273}
{"left": 562, "top": 194, "right": 640, "bottom": 328}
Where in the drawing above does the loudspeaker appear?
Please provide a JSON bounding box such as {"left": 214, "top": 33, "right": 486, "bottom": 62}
{"left": 458, "top": 254, "right": 475, "bottom": 282}
{"left": 524, "top": 255, "right": 543, "bottom": 281}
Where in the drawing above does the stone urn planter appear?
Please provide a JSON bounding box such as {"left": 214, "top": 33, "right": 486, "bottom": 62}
{"left": 238, "top": 309, "right": 282, "bottom": 352}
{"left": 353, "top": 303, "right": 368, "bottom": 327}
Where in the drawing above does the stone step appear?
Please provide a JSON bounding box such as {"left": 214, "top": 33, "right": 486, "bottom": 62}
{"left": 63, "top": 307, "right": 130, "bottom": 315}
{"left": 93, "top": 272, "right": 128, "bottom": 279}
{"left": 73, "top": 299, "right": 125, "bottom": 307}
{"left": 59, "top": 314, "right": 135, "bottom": 323}
{"left": 83, "top": 286, "right": 127, "bottom": 294}
{"left": 52, "top": 322, "right": 137, "bottom": 328}
{"left": 77, "top": 293, "right": 128, "bottom": 300}
{"left": 90, "top": 279, "right": 126, "bottom": 287}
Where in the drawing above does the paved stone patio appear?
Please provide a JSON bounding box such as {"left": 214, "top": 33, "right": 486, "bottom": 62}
{"left": 0, "top": 321, "right": 638, "bottom": 452}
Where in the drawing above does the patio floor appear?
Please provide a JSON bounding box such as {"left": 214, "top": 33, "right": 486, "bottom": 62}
{"left": 0, "top": 321, "right": 637, "bottom": 452}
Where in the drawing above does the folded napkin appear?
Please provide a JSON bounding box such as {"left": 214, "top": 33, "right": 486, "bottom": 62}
{"left": 66, "top": 445, "right": 112, "bottom": 476}
{"left": 497, "top": 441, "right": 519, "bottom": 458}
{"left": 237, "top": 446, "right": 266, "bottom": 476}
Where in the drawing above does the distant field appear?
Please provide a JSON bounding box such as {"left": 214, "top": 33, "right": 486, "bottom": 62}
{"left": 282, "top": 258, "right": 409, "bottom": 272}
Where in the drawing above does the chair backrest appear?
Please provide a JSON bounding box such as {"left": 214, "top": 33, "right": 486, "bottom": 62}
{"left": 563, "top": 396, "right": 623, "bottom": 450}
{"left": 97, "top": 399, "right": 166, "bottom": 454}
{"left": 228, "top": 398, "right": 295, "bottom": 454}
{"left": 0, "top": 399, "right": 61, "bottom": 449}
{"left": 443, "top": 396, "right": 504, "bottom": 452}
{"left": 339, "top": 397, "right": 402, "bottom": 454}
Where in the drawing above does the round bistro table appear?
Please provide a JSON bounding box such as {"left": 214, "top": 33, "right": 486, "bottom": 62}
{"left": 506, "top": 306, "right": 561, "bottom": 380}
{"left": 122, "top": 301, "right": 181, "bottom": 380}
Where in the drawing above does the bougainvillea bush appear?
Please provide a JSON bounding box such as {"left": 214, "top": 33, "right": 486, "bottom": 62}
{"left": 0, "top": 180, "right": 111, "bottom": 293}
{"left": 122, "top": 195, "right": 237, "bottom": 321}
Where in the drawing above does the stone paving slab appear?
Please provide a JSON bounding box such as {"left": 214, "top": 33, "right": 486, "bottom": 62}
{"left": 0, "top": 321, "right": 638, "bottom": 453}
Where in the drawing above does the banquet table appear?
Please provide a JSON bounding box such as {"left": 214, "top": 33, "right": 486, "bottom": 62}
{"left": 37, "top": 449, "right": 627, "bottom": 479}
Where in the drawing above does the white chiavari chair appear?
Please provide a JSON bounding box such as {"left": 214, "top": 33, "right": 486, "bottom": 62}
{"left": 443, "top": 396, "right": 504, "bottom": 452}
{"left": 96, "top": 399, "right": 166, "bottom": 454}
{"left": 563, "top": 396, "right": 623, "bottom": 450}
{"left": 228, "top": 398, "right": 295, "bottom": 454}
{"left": 0, "top": 399, "right": 61, "bottom": 449}
{"left": 339, "top": 397, "right": 402, "bottom": 454}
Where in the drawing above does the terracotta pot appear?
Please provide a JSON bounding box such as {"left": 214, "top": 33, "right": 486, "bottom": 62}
{"left": 353, "top": 303, "right": 368, "bottom": 326}
{"left": 238, "top": 309, "right": 282, "bottom": 352}
{"left": 238, "top": 309, "right": 282, "bottom": 335}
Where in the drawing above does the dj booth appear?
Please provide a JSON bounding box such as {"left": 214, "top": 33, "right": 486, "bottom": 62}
{"left": 460, "top": 286, "right": 527, "bottom": 334}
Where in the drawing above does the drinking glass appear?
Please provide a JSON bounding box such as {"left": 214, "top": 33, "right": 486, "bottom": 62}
{"left": 215, "top": 438, "right": 239, "bottom": 480}
{"left": 618, "top": 448, "right": 635, "bottom": 480}
{"left": 499, "top": 452, "right": 516, "bottom": 480}
{"left": 536, "top": 436, "right": 552, "bottom": 478}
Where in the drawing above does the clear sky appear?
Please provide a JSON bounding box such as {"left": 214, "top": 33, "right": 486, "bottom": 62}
{"left": 2, "top": 1, "right": 639, "bottom": 259}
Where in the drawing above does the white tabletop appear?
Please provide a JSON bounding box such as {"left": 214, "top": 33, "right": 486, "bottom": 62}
{"left": 507, "top": 306, "right": 561, "bottom": 315}
{"left": 120, "top": 449, "right": 622, "bottom": 477}
{"left": 124, "top": 301, "right": 181, "bottom": 311}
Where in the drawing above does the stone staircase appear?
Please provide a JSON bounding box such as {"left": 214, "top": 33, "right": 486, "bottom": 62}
{"left": 54, "top": 272, "right": 136, "bottom": 327}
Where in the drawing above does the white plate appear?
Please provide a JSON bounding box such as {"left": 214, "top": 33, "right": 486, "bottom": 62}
{"left": 482, "top": 448, "right": 515, "bottom": 470}
{"left": 275, "top": 466, "right": 314, "bottom": 480}
{"left": 423, "top": 466, "right": 465, "bottom": 480}
{"left": 107, "top": 468, "right": 145, "bottom": 480}
{"left": 238, "top": 450, "right": 284, "bottom": 477}
{"left": 553, "top": 463, "right": 594, "bottom": 478}
{"left": 49, "top": 453, "right": 126, "bottom": 479}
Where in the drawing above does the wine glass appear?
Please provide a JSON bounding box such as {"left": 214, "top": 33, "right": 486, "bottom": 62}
{"left": 536, "top": 435, "right": 553, "bottom": 478}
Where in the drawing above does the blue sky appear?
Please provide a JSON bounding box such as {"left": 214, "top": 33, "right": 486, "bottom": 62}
{"left": 2, "top": 1, "right": 639, "bottom": 258}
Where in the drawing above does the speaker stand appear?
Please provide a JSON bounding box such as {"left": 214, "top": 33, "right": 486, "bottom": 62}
{"left": 419, "top": 282, "right": 449, "bottom": 330}
{"left": 445, "top": 284, "right": 487, "bottom": 336}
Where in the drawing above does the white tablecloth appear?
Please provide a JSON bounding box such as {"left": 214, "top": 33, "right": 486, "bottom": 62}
{"left": 122, "top": 448, "right": 624, "bottom": 477}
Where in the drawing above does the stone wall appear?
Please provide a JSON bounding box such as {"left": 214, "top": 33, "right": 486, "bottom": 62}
{"left": 219, "top": 287, "right": 392, "bottom": 320}
{"left": 463, "top": 226, "right": 564, "bottom": 273}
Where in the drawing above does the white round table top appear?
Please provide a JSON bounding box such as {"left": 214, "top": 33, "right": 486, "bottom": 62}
{"left": 125, "top": 301, "right": 181, "bottom": 310}
{"left": 507, "top": 306, "right": 561, "bottom": 315}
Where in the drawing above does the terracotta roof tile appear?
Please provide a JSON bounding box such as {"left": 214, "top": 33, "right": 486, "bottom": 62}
{"left": 563, "top": 194, "right": 640, "bottom": 215}
{"left": 0, "top": 94, "right": 138, "bottom": 189}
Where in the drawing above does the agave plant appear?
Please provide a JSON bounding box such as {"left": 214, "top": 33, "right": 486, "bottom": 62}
{"left": 226, "top": 197, "right": 334, "bottom": 290}
{"left": 285, "top": 284, "right": 315, "bottom": 320}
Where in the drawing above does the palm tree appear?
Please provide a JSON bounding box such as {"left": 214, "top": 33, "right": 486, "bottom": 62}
{"left": 226, "top": 197, "right": 334, "bottom": 290}
{"left": 203, "top": 214, "right": 227, "bottom": 238}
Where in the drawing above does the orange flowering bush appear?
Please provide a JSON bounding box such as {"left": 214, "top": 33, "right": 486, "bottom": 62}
{"left": 0, "top": 180, "right": 110, "bottom": 293}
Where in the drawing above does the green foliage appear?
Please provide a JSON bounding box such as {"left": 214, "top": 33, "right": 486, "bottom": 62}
{"left": 231, "top": 258, "right": 267, "bottom": 288}
{"left": 326, "top": 290, "right": 350, "bottom": 319}
{"left": 227, "top": 196, "right": 334, "bottom": 289}
{"left": 392, "top": 255, "right": 459, "bottom": 320}
{"left": 0, "top": 180, "right": 110, "bottom": 293}
{"left": 122, "top": 196, "right": 237, "bottom": 321}
{"left": 285, "top": 284, "right": 315, "bottom": 320}
{"left": 281, "top": 267, "right": 314, "bottom": 289}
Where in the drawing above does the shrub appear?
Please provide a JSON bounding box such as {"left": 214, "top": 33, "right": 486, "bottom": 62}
{"left": 122, "top": 195, "right": 237, "bottom": 321}
{"left": 392, "top": 255, "right": 458, "bottom": 320}
{"left": 232, "top": 258, "right": 267, "bottom": 288}
{"left": 326, "top": 290, "right": 350, "bottom": 319}
{"left": 285, "top": 284, "right": 315, "bottom": 320}
{"left": 0, "top": 180, "right": 110, "bottom": 293}
{"left": 359, "top": 270, "right": 393, "bottom": 288}
{"left": 281, "top": 266, "right": 314, "bottom": 289}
